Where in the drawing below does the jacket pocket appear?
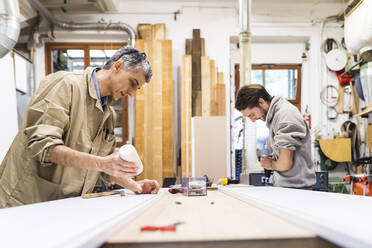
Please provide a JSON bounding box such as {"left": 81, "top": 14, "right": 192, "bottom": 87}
{"left": 13, "top": 172, "right": 61, "bottom": 204}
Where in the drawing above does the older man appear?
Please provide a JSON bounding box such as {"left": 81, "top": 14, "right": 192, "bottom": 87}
{"left": 0, "top": 46, "right": 159, "bottom": 208}
{"left": 235, "top": 84, "right": 315, "bottom": 189}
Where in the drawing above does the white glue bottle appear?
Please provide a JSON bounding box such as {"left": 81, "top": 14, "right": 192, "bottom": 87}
{"left": 118, "top": 144, "right": 143, "bottom": 176}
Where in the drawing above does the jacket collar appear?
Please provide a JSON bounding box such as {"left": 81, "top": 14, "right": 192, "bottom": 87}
{"left": 265, "top": 96, "right": 282, "bottom": 127}
{"left": 85, "top": 67, "right": 114, "bottom": 111}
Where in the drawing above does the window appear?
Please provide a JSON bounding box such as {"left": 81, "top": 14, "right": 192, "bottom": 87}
{"left": 45, "top": 42, "right": 128, "bottom": 146}
{"left": 234, "top": 64, "right": 302, "bottom": 110}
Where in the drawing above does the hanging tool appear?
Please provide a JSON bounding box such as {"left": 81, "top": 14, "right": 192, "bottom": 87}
{"left": 140, "top": 222, "right": 184, "bottom": 232}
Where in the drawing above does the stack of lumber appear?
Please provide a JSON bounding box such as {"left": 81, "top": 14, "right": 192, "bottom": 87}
{"left": 181, "top": 29, "right": 226, "bottom": 178}
{"left": 135, "top": 24, "right": 174, "bottom": 185}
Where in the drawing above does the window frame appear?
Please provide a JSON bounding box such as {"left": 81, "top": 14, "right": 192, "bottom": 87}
{"left": 234, "top": 64, "right": 302, "bottom": 111}
{"left": 252, "top": 64, "right": 302, "bottom": 111}
{"left": 44, "top": 42, "right": 129, "bottom": 147}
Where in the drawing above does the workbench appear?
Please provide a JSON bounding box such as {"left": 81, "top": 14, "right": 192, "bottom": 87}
{"left": 1, "top": 186, "right": 372, "bottom": 248}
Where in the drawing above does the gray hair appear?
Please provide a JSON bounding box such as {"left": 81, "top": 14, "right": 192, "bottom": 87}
{"left": 103, "top": 46, "right": 152, "bottom": 83}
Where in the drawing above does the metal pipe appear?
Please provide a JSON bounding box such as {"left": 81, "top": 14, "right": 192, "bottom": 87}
{"left": 238, "top": 0, "right": 262, "bottom": 176}
{"left": 27, "top": 0, "right": 136, "bottom": 47}
{"left": 27, "top": 0, "right": 137, "bottom": 144}
{"left": 0, "top": 0, "right": 20, "bottom": 58}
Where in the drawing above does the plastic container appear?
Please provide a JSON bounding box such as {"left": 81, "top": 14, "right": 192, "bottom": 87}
{"left": 118, "top": 144, "right": 143, "bottom": 175}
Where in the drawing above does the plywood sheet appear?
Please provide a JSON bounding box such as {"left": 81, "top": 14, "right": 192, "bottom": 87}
{"left": 181, "top": 55, "right": 192, "bottom": 178}
{"left": 191, "top": 116, "right": 227, "bottom": 181}
{"left": 107, "top": 191, "right": 315, "bottom": 244}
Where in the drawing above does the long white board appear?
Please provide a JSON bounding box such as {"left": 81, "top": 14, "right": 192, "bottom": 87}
{"left": 220, "top": 186, "right": 372, "bottom": 248}
{"left": 0, "top": 190, "right": 164, "bottom": 248}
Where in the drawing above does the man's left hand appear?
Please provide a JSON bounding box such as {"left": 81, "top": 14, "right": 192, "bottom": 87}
{"left": 136, "top": 179, "right": 160, "bottom": 194}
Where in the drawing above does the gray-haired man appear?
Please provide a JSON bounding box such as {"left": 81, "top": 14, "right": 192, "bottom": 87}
{"left": 0, "top": 46, "right": 159, "bottom": 208}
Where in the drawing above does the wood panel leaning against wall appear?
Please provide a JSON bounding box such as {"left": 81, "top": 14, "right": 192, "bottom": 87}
{"left": 135, "top": 24, "right": 174, "bottom": 186}
{"left": 181, "top": 30, "right": 226, "bottom": 178}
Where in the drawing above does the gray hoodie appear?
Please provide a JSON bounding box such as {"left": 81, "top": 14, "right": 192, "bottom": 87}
{"left": 266, "top": 96, "right": 316, "bottom": 188}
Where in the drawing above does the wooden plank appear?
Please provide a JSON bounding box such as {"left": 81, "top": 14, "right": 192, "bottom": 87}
{"left": 135, "top": 40, "right": 145, "bottom": 166}
{"left": 185, "top": 39, "right": 192, "bottom": 55}
{"left": 160, "top": 40, "right": 174, "bottom": 179}
{"left": 151, "top": 40, "right": 164, "bottom": 184}
{"left": 201, "top": 37, "right": 205, "bottom": 56}
{"left": 201, "top": 56, "right": 211, "bottom": 116}
{"left": 107, "top": 191, "right": 316, "bottom": 244}
{"left": 210, "top": 60, "right": 217, "bottom": 116}
{"left": 367, "top": 123, "right": 372, "bottom": 151}
{"left": 181, "top": 55, "right": 192, "bottom": 178}
{"left": 192, "top": 91, "right": 202, "bottom": 117}
{"left": 137, "top": 24, "right": 153, "bottom": 40}
{"left": 216, "top": 72, "right": 226, "bottom": 116}
{"left": 192, "top": 29, "right": 202, "bottom": 116}
{"left": 153, "top": 24, "right": 166, "bottom": 40}
{"left": 141, "top": 39, "right": 154, "bottom": 180}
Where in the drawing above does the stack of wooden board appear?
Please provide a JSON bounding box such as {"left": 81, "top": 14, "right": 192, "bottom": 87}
{"left": 181, "top": 29, "right": 226, "bottom": 177}
{"left": 135, "top": 24, "right": 174, "bottom": 185}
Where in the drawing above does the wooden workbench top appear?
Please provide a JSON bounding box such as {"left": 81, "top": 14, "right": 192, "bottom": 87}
{"left": 104, "top": 190, "right": 334, "bottom": 247}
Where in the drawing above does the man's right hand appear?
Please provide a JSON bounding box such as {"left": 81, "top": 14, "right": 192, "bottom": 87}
{"left": 97, "top": 152, "right": 139, "bottom": 178}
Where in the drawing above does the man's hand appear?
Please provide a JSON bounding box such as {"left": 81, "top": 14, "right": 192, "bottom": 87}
{"left": 260, "top": 149, "right": 293, "bottom": 172}
{"left": 137, "top": 179, "right": 160, "bottom": 194}
{"left": 260, "top": 155, "right": 274, "bottom": 170}
{"left": 110, "top": 177, "right": 160, "bottom": 194}
{"left": 98, "top": 152, "right": 139, "bottom": 178}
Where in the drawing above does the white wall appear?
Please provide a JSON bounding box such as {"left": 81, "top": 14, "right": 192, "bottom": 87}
{"left": 0, "top": 53, "right": 18, "bottom": 162}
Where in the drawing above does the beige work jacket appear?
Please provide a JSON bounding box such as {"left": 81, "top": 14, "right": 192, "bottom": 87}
{"left": 0, "top": 67, "right": 116, "bottom": 207}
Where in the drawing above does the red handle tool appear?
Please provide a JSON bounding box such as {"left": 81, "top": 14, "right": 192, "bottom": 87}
{"left": 140, "top": 222, "right": 184, "bottom": 232}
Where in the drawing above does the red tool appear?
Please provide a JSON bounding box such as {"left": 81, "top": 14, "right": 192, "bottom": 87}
{"left": 336, "top": 69, "right": 353, "bottom": 86}
{"left": 168, "top": 188, "right": 183, "bottom": 194}
{"left": 344, "top": 175, "right": 372, "bottom": 196}
{"left": 140, "top": 222, "right": 184, "bottom": 232}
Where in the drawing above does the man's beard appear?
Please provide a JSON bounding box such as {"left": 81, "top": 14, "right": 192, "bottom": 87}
{"left": 258, "top": 106, "right": 267, "bottom": 121}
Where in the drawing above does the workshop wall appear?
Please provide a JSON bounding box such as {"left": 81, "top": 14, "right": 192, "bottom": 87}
{"left": 1, "top": 0, "right": 347, "bottom": 166}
